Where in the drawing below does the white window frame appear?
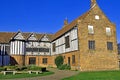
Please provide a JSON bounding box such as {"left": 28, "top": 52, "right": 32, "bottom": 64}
{"left": 95, "top": 15, "right": 100, "bottom": 20}
{"left": 88, "top": 25, "right": 94, "bottom": 34}
{"left": 106, "top": 27, "right": 111, "bottom": 36}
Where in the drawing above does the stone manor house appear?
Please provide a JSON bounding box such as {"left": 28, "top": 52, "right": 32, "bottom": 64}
{"left": 0, "top": 0, "right": 119, "bottom": 71}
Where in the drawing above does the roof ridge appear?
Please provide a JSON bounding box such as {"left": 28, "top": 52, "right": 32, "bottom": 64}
{"left": 0, "top": 32, "right": 16, "bottom": 33}
{"left": 52, "top": 9, "right": 91, "bottom": 41}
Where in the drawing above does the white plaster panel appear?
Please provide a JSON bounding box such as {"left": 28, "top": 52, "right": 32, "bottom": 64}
{"left": 14, "top": 33, "right": 24, "bottom": 40}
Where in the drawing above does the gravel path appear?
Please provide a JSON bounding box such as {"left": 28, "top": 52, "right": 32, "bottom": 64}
{"left": 8, "top": 68, "right": 79, "bottom": 80}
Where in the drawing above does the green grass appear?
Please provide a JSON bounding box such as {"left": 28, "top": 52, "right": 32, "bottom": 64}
{"left": 0, "top": 71, "right": 54, "bottom": 79}
{"left": 62, "top": 70, "right": 120, "bottom": 80}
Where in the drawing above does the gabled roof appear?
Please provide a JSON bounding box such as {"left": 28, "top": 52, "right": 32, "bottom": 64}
{"left": 0, "top": 32, "right": 16, "bottom": 43}
{"left": 52, "top": 2, "right": 113, "bottom": 41}
{"left": 0, "top": 1, "right": 113, "bottom": 43}
{"left": 12, "top": 31, "right": 25, "bottom": 40}
{"left": 52, "top": 10, "right": 90, "bottom": 41}
{"left": 0, "top": 32, "right": 53, "bottom": 43}
{"left": 35, "top": 33, "right": 44, "bottom": 40}
{"left": 22, "top": 33, "right": 31, "bottom": 40}
{"left": 45, "top": 34, "right": 54, "bottom": 42}
{"left": 25, "top": 33, "right": 38, "bottom": 41}
{"left": 39, "top": 34, "right": 53, "bottom": 42}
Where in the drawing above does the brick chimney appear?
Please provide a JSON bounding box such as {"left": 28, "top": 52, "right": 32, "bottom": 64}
{"left": 64, "top": 18, "right": 68, "bottom": 26}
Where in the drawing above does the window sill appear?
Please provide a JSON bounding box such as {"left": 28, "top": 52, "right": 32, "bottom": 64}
{"left": 88, "top": 49, "right": 96, "bottom": 53}
{"left": 107, "top": 50, "right": 113, "bottom": 51}
{"left": 106, "top": 35, "right": 111, "bottom": 37}
{"left": 88, "top": 33, "right": 94, "bottom": 35}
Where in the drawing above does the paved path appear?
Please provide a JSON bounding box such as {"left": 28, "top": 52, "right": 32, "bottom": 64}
{"left": 10, "top": 68, "right": 79, "bottom": 80}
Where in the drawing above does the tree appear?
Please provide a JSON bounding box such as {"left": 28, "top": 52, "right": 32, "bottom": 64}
{"left": 55, "top": 56, "right": 64, "bottom": 68}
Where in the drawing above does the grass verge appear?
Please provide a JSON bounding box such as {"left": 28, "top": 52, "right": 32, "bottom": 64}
{"left": 0, "top": 71, "right": 54, "bottom": 79}
{"left": 62, "top": 70, "right": 120, "bottom": 80}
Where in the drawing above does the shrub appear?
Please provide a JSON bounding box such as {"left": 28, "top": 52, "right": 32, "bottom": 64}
{"left": 58, "top": 64, "right": 71, "bottom": 70}
{"left": 64, "top": 64, "right": 71, "bottom": 70}
{"left": 21, "top": 66, "right": 27, "bottom": 70}
{"left": 27, "top": 65, "right": 41, "bottom": 71}
{"left": 55, "top": 56, "right": 64, "bottom": 68}
{"left": 15, "top": 66, "right": 27, "bottom": 71}
{"left": 0, "top": 67, "right": 6, "bottom": 71}
{"left": 4, "top": 66, "right": 17, "bottom": 70}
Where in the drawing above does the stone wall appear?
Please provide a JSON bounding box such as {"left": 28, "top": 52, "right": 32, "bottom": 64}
{"left": 77, "top": 5, "right": 119, "bottom": 71}
{"left": 10, "top": 55, "right": 25, "bottom": 66}
{"left": 25, "top": 55, "right": 55, "bottom": 67}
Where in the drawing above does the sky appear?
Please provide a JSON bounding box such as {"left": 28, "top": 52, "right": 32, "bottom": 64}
{"left": 0, "top": 0, "right": 120, "bottom": 43}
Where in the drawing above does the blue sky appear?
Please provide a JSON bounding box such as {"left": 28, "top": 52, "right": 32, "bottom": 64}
{"left": 0, "top": 0, "right": 120, "bottom": 43}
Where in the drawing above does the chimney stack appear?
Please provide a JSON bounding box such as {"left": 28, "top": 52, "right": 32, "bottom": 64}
{"left": 64, "top": 18, "right": 68, "bottom": 26}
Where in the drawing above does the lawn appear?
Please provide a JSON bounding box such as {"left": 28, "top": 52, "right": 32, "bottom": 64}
{"left": 0, "top": 71, "right": 54, "bottom": 79}
{"left": 62, "top": 70, "right": 120, "bottom": 80}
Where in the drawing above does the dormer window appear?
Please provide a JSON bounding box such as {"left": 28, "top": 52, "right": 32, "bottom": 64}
{"left": 88, "top": 25, "right": 94, "bottom": 34}
{"left": 95, "top": 15, "right": 100, "bottom": 20}
{"left": 106, "top": 27, "right": 111, "bottom": 36}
